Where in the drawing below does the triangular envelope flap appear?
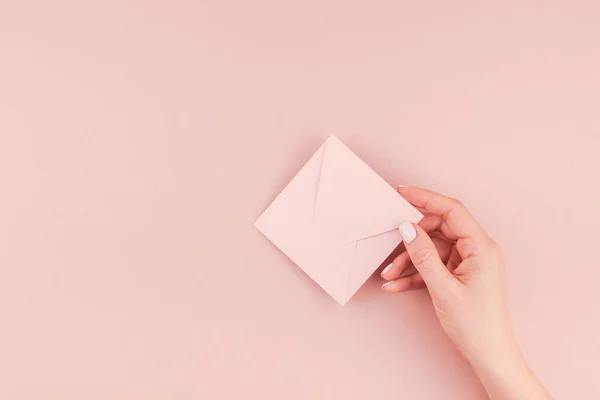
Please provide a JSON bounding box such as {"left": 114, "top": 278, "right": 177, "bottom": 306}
{"left": 315, "top": 136, "right": 422, "bottom": 242}
{"left": 254, "top": 141, "right": 332, "bottom": 286}
{"left": 343, "top": 230, "right": 402, "bottom": 303}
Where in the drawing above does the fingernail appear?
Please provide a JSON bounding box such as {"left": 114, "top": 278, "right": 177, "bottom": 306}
{"left": 382, "top": 281, "right": 393, "bottom": 290}
{"left": 381, "top": 263, "right": 393, "bottom": 276}
{"left": 397, "top": 185, "right": 408, "bottom": 188}
{"left": 398, "top": 221, "right": 417, "bottom": 243}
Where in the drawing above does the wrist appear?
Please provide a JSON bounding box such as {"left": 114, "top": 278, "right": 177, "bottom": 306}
{"left": 457, "top": 328, "right": 520, "bottom": 371}
{"left": 468, "top": 343, "right": 548, "bottom": 399}
{"left": 469, "top": 341, "right": 525, "bottom": 379}
{"left": 467, "top": 335, "right": 521, "bottom": 370}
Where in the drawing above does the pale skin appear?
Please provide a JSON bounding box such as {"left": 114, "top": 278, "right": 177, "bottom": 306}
{"left": 382, "top": 187, "right": 552, "bottom": 400}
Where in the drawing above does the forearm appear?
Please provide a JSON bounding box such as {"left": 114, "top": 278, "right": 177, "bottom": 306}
{"left": 469, "top": 344, "right": 552, "bottom": 400}
{"left": 389, "top": 188, "right": 552, "bottom": 399}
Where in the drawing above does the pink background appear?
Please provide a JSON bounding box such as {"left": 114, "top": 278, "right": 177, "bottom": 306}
{"left": 1, "top": 1, "right": 599, "bottom": 398}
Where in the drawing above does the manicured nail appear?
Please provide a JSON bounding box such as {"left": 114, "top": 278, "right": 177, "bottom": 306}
{"left": 397, "top": 185, "right": 408, "bottom": 188}
{"left": 381, "top": 263, "right": 393, "bottom": 276}
{"left": 398, "top": 221, "right": 417, "bottom": 243}
{"left": 382, "top": 281, "right": 393, "bottom": 290}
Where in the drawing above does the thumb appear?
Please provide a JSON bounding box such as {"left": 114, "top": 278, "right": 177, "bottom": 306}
{"left": 398, "top": 221, "right": 458, "bottom": 296}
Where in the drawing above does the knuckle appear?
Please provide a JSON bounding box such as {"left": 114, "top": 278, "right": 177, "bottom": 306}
{"left": 446, "top": 198, "right": 466, "bottom": 214}
{"left": 457, "top": 238, "right": 478, "bottom": 258}
{"left": 487, "top": 238, "right": 500, "bottom": 251}
{"left": 448, "top": 198, "right": 463, "bottom": 208}
{"left": 411, "top": 247, "right": 434, "bottom": 265}
{"left": 481, "top": 239, "right": 504, "bottom": 266}
{"left": 490, "top": 240, "right": 504, "bottom": 258}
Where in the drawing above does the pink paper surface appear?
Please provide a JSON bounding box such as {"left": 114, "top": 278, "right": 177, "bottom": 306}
{"left": 1, "top": 1, "right": 599, "bottom": 399}
{"left": 255, "top": 136, "right": 422, "bottom": 305}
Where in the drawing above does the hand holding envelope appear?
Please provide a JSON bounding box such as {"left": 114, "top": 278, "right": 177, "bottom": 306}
{"left": 254, "top": 135, "right": 423, "bottom": 305}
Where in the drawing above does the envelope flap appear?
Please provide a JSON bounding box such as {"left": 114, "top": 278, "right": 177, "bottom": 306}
{"left": 315, "top": 136, "right": 423, "bottom": 242}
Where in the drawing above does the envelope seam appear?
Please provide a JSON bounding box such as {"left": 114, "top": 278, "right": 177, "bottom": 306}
{"left": 344, "top": 239, "right": 360, "bottom": 304}
{"left": 312, "top": 141, "right": 328, "bottom": 217}
{"left": 345, "top": 227, "right": 397, "bottom": 244}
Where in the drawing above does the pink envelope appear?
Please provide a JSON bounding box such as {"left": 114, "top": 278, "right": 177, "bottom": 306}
{"left": 254, "top": 135, "right": 423, "bottom": 305}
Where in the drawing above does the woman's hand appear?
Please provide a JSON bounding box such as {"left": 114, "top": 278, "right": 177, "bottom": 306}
{"left": 382, "top": 187, "right": 551, "bottom": 400}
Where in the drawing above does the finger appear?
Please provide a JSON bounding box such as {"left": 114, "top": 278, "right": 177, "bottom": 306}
{"left": 431, "top": 235, "right": 454, "bottom": 262}
{"left": 384, "top": 236, "right": 454, "bottom": 278}
{"left": 383, "top": 246, "right": 464, "bottom": 293}
{"left": 398, "top": 221, "right": 461, "bottom": 296}
{"left": 382, "top": 273, "right": 426, "bottom": 293}
{"left": 383, "top": 235, "right": 453, "bottom": 281}
{"left": 398, "top": 187, "right": 485, "bottom": 240}
{"left": 446, "top": 246, "right": 463, "bottom": 272}
{"left": 381, "top": 251, "right": 411, "bottom": 280}
{"left": 455, "top": 236, "right": 482, "bottom": 260}
{"left": 418, "top": 214, "right": 459, "bottom": 242}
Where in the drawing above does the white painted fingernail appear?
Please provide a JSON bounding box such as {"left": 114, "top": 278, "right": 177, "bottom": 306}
{"left": 398, "top": 221, "right": 417, "bottom": 243}
{"left": 382, "top": 281, "right": 393, "bottom": 289}
{"left": 397, "top": 185, "right": 408, "bottom": 188}
{"left": 381, "top": 263, "right": 393, "bottom": 276}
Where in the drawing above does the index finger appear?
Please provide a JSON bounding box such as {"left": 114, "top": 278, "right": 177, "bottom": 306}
{"left": 397, "top": 187, "right": 486, "bottom": 240}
